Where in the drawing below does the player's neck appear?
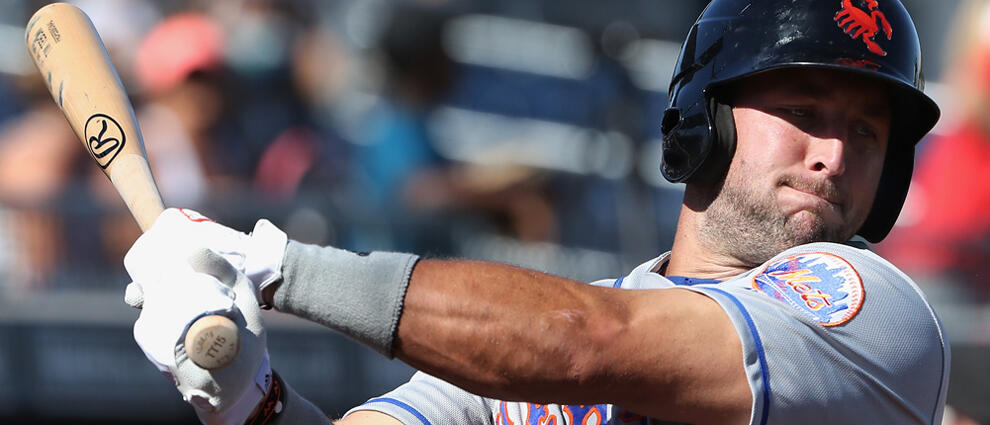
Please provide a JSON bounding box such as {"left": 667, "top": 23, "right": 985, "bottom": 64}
{"left": 665, "top": 205, "right": 751, "bottom": 280}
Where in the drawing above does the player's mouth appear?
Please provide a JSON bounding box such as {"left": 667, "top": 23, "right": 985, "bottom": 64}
{"left": 778, "top": 177, "right": 844, "bottom": 210}
{"left": 789, "top": 186, "right": 841, "bottom": 206}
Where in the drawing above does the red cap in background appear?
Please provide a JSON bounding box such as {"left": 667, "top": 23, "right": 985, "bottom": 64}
{"left": 135, "top": 13, "right": 224, "bottom": 94}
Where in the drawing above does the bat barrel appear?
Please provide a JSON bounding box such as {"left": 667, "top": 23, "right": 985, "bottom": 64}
{"left": 26, "top": 2, "right": 164, "bottom": 230}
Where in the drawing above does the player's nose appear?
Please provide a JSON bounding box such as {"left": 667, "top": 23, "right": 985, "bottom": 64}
{"left": 805, "top": 133, "right": 847, "bottom": 178}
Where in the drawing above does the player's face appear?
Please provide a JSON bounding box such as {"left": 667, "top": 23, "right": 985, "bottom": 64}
{"left": 702, "top": 68, "right": 891, "bottom": 265}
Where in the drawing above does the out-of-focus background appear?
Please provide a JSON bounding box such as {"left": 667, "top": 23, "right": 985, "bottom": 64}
{"left": 0, "top": 0, "right": 986, "bottom": 423}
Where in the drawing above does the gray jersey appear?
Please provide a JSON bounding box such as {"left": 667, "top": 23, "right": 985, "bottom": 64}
{"left": 348, "top": 242, "right": 950, "bottom": 425}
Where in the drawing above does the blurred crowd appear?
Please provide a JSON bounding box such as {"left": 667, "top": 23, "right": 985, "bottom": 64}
{"left": 0, "top": 0, "right": 711, "bottom": 292}
{"left": 0, "top": 0, "right": 985, "bottom": 305}
{"left": 0, "top": 0, "right": 984, "bottom": 309}
{"left": 0, "top": 0, "right": 986, "bottom": 423}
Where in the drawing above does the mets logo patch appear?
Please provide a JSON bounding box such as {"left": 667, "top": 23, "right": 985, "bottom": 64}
{"left": 752, "top": 253, "right": 864, "bottom": 326}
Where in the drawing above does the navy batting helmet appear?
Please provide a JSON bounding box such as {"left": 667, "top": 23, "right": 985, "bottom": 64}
{"left": 660, "top": 0, "right": 940, "bottom": 242}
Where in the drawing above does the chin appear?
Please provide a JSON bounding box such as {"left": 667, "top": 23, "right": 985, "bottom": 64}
{"left": 784, "top": 212, "right": 848, "bottom": 244}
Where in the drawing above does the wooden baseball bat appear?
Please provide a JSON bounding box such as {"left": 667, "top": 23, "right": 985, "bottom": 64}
{"left": 25, "top": 3, "right": 238, "bottom": 371}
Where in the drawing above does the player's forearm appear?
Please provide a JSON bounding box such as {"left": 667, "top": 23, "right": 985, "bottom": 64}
{"left": 395, "top": 259, "right": 750, "bottom": 423}
{"left": 394, "top": 258, "right": 633, "bottom": 403}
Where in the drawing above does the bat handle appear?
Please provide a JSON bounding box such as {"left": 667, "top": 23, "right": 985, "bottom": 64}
{"left": 129, "top": 190, "right": 239, "bottom": 370}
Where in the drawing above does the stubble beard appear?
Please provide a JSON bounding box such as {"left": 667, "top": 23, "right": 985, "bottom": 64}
{"left": 700, "top": 176, "right": 849, "bottom": 267}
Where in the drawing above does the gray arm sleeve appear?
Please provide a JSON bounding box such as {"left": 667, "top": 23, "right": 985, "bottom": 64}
{"left": 345, "top": 372, "right": 494, "bottom": 425}
{"left": 273, "top": 241, "right": 419, "bottom": 357}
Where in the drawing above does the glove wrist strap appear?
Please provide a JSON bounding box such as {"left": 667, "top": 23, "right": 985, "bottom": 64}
{"left": 244, "top": 371, "right": 285, "bottom": 425}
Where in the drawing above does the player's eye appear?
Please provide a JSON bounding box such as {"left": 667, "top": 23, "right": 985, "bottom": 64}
{"left": 850, "top": 121, "right": 885, "bottom": 153}
{"left": 854, "top": 123, "right": 877, "bottom": 139}
{"left": 779, "top": 106, "right": 812, "bottom": 118}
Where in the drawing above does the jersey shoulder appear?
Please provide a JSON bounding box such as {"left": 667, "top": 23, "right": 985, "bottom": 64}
{"left": 695, "top": 242, "right": 951, "bottom": 424}
{"left": 698, "top": 241, "right": 948, "bottom": 349}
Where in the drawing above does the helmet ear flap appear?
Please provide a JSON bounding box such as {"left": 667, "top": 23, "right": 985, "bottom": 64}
{"left": 858, "top": 137, "right": 915, "bottom": 243}
{"left": 690, "top": 98, "right": 737, "bottom": 186}
{"left": 659, "top": 108, "right": 691, "bottom": 182}
{"left": 660, "top": 98, "right": 737, "bottom": 185}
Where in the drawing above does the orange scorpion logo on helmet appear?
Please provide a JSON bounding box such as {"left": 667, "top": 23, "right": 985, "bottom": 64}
{"left": 834, "top": 0, "right": 893, "bottom": 56}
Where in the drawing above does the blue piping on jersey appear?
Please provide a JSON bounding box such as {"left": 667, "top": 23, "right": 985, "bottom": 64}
{"left": 931, "top": 325, "right": 948, "bottom": 425}
{"left": 932, "top": 348, "right": 947, "bottom": 425}
{"left": 365, "top": 397, "right": 433, "bottom": 425}
{"left": 612, "top": 276, "right": 625, "bottom": 288}
{"left": 667, "top": 276, "right": 722, "bottom": 286}
{"left": 703, "top": 287, "right": 771, "bottom": 425}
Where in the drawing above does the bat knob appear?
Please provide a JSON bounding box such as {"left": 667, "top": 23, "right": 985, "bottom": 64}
{"left": 184, "top": 315, "right": 240, "bottom": 370}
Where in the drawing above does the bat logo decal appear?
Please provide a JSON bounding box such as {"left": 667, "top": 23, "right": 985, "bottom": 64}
{"left": 84, "top": 113, "right": 125, "bottom": 168}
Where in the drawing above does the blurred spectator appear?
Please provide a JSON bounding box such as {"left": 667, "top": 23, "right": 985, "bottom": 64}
{"left": 206, "top": 0, "right": 311, "bottom": 172}
{"left": 344, "top": 5, "right": 557, "bottom": 253}
{"left": 0, "top": 78, "right": 78, "bottom": 292}
{"left": 879, "top": 0, "right": 990, "bottom": 301}
{"left": 353, "top": 5, "right": 456, "bottom": 212}
{"left": 132, "top": 12, "right": 231, "bottom": 208}
{"left": 254, "top": 17, "right": 351, "bottom": 205}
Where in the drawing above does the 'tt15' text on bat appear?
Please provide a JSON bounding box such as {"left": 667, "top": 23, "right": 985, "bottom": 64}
{"left": 25, "top": 2, "right": 238, "bottom": 371}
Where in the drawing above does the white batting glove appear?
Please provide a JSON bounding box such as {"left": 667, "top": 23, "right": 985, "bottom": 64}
{"left": 124, "top": 208, "right": 288, "bottom": 307}
{"left": 125, "top": 246, "right": 272, "bottom": 425}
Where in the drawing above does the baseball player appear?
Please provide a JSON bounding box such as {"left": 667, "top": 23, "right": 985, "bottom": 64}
{"left": 121, "top": 0, "right": 950, "bottom": 424}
